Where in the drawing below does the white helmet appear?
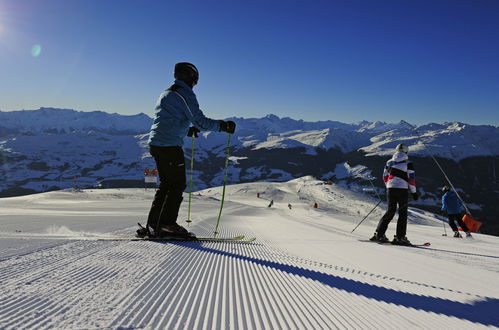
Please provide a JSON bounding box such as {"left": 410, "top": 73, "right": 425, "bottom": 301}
{"left": 395, "top": 143, "right": 409, "bottom": 153}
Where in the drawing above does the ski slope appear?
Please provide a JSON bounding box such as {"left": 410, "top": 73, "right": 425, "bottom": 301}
{"left": 0, "top": 177, "right": 498, "bottom": 329}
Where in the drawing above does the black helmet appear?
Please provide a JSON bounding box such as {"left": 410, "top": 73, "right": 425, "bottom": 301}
{"left": 174, "top": 62, "right": 199, "bottom": 86}
{"left": 441, "top": 186, "right": 450, "bottom": 193}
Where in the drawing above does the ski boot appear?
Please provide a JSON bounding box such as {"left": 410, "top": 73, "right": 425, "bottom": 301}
{"left": 453, "top": 231, "right": 462, "bottom": 238}
{"left": 370, "top": 232, "right": 389, "bottom": 243}
{"left": 391, "top": 236, "right": 412, "bottom": 246}
{"left": 136, "top": 223, "right": 151, "bottom": 238}
{"left": 465, "top": 232, "right": 472, "bottom": 238}
{"left": 159, "top": 223, "right": 196, "bottom": 239}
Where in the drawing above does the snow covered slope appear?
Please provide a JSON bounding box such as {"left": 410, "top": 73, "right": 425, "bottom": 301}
{"left": 1, "top": 177, "right": 498, "bottom": 329}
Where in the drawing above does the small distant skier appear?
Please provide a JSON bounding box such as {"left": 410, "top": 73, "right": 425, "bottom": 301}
{"left": 370, "top": 144, "right": 418, "bottom": 245}
{"left": 441, "top": 186, "right": 472, "bottom": 238}
{"left": 143, "top": 62, "right": 236, "bottom": 238}
{"left": 288, "top": 203, "right": 292, "bottom": 209}
{"left": 268, "top": 200, "right": 274, "bottom": 208}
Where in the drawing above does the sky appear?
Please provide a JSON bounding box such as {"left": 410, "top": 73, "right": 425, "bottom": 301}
{"left": 0, "top": 0, "right": 498, "bottom": 126}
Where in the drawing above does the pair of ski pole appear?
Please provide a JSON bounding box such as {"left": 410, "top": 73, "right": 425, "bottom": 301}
{"left": 186, "top": 132, "right": 232, "bottom": 237}
{"left": 351, "top": 178, "right": 382, "bottom": 233}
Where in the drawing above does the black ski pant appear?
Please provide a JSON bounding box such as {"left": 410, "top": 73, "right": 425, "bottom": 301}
{"left": 147, "top": 145, "right": 186, "bottom": 231}
{"left": 376, "top": 188, "right": 409, "bottom": 239}
{"left": 448, "top": 213, "right": 469, "bottom": 232}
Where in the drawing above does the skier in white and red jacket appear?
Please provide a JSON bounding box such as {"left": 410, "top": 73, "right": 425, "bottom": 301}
{"left": 370, "top": 143, "right": 419, "bottom": 245}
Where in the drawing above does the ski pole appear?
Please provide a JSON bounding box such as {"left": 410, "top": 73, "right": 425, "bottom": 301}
{"left": 186, "top": 134, "right": 195, "bottom": 225}
{"left": 415, "top": 130, "right": 473, "bottom": 217}
{"left": 368, "top": 177, "right": 382, "bottom": 201}
{"left": 214, "top": 133, "right": 231, "bottom": 236}
{"left": 440, "top": 213, "right": 448, "bottom": 236}
{"left": 351, "top": 200, "right": 382, "bottom": 233}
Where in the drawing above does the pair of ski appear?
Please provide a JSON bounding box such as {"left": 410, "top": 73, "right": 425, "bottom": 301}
{"left": 97, "top": 235, "right": 256, "bottom": 242}
{"left": 129, "top": 235, "right": 255, "bottom": 243}
{"left": 124, "top": 223, "right": 256, "bottom": 243}
{"left": 359, "top": 239, "right": 430, "bottom": 247}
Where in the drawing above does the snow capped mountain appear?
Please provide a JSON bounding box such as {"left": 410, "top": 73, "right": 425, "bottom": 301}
{"left": 223, "top": 115, "right": 499, "bottom": 159}
{"left": 0, "top": 107, "right": 151, "bottom": 134}
{"left": 361, "top": 121, "right": 499, "bottom": 159}
{"left": 1, "top": 108, "right": 498, "bottom": 159}
{"left": 1, "top": 108, "right": 498, "bottom": 235}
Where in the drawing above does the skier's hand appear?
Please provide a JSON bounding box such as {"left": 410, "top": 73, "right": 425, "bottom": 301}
{"left": 412, "top": 192, "right": 419, "bottom": 201}
{"left": 219, "top": 120, "right": 236, "bottom": 134}
{"left": 187, "top": 126, "right": 200, "bottom": 138}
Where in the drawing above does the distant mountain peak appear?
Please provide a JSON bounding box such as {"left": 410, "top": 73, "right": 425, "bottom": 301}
{"left": 263, "top": 114, "right": 280, "bottom": 121}
{"left": 398, "top": 120, "right": 415, "bottom": 128}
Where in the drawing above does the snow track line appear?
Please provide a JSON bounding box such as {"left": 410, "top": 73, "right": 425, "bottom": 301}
{"left": 251, "top": 245, "right": 483, "bottom": 299}
{"left": 164, "top": 245, "right": 220, "bottom": 329}
{"left": 0, "top": 241, "right": 113, "bottom": 285}
{"left": 117, "top": 244, "right": 190, "bottom": 328}
{"left": 2, "top": 229, "right": 497, "bottom": 328}
{"left": 1, "top": 241, "right": 160, "bottom": 329}
{"left": 183, "top": 244, "right": 222, "bottom": 328}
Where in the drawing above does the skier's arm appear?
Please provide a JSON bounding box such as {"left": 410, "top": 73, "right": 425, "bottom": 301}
{"left": 175, "top": 91, "right": 220, "bottom": 131}
{"left": 407, "top": 162, "right": 416, "bottom": 193}
{"left": 441, "top": 194, "right": 447, "bottom": 211}
{"left": 382, "top": 165, "right": 389, "bottom": 188}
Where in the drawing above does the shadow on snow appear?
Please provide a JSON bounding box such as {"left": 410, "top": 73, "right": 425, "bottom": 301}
{"left": 169, "top": 241, "right": 499, "bottom": 327}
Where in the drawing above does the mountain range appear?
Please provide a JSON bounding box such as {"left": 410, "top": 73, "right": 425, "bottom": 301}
{"left": 1, "top": 108, "right": 498, "bottom": 234}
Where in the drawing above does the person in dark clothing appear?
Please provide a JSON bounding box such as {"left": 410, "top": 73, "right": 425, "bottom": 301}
{"left": 145, "top": 62, "right": 236, "bottom": 237}
{"left": 370, "top": 144, "right": 419, "bottom": 245}
{"left": 441, "top": 186, "right": 472, "bottom": 238}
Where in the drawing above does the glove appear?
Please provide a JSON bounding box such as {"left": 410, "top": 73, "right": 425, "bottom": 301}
{"left": 187, "top": 126, "right": 200, "bottom": 138}
{"left": 219, "top": 120, "right": 236, "bottom": 134}
{"left": 412, "top": 192, "right": 419, "bottom": 201}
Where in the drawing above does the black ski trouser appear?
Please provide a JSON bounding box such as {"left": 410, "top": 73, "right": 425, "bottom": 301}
{"left": 448, "top": 213, "right": 469, "bottom": 232}
{"left": 147, "top": 145, "right": 186, "bottom": 230}
{"left": 376, "top": 188, "right": 409, "bottom": 238}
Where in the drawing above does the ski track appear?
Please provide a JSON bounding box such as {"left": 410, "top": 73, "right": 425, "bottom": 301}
{"left": 0, "top": 229, "right": 494, "bottom": 329}
{"left": 1, "top": 190, "right": 498, "bottom": 329}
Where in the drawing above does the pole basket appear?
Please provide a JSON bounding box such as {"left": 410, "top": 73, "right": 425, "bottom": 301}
{"left": 462, "top": 214, "right": 482, "bottom": 233}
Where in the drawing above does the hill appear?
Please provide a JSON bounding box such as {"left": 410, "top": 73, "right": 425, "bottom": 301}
{"left": 0, "top": 178, "right": 498, "bottom": 328}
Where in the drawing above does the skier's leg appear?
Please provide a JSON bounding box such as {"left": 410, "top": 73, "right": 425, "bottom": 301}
{"left": 375, "top": 190, "right": 397, "bottom": 236}
{"left": 147, "top": 188, "right": 167, "bottom": 230}
{"left": 395, "top": 189, "right": 409, "bottom": 238}
{"left": 146, "top": 146, "right": 168, "bottom": 231}
{"left": 447, "top": 214, "right": 459, "bottom": 232}
{"left": 157, "top": 147, "right": 186, "bottom": 228}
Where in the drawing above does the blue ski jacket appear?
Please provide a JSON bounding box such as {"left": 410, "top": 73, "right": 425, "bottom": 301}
{"left": 148, "top": 80, "right": 221, "bottom": 147}
{"left": 441, "top": 190, "right": 464, "bottom": 215}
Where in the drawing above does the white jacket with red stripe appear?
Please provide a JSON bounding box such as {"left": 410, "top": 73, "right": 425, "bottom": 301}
{"left": 383, "top": 152, "right": 416, "bottom": 193}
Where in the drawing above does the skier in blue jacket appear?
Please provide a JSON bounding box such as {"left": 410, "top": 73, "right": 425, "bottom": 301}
{"left": 144, "top": 62, "right": 236, "bottom": 237}
{"left": 441, "top": 186, "right": 471, "bottom": 238}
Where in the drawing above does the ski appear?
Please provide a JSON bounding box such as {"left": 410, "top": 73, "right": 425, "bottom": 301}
{"left": 0, "top": 234, "right": 256, "bottom": 242}
{"left": 134, "top": 223, "right": 256, "bottom": 242}
{"left": 97, "top": 235, "right": 256, "bottom": 242}
{"left": 358, "top": 239, "right": 431, "bottom": 247}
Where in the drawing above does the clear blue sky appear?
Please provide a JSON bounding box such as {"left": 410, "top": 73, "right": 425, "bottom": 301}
{"left": 1, "top": 0, "right": 498, "bottom": 125}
